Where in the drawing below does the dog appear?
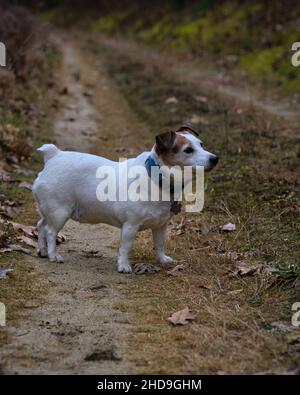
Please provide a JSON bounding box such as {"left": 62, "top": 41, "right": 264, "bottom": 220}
{"left": 32, "top": 125, "right": 218, "bottom": 273}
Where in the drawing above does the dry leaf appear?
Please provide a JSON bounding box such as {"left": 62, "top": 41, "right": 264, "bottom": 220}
{"left": 199, "top": 283, "right": 212, "bottom": 290}
{"left": 194, "top": 95, "right": 208, "bottom": 103}
{"left": 165, "top": 96, "right": 178, "bottom": 105}
{"left": 0, "top": 267, "right": 13, "bottom": 279}
{"left": 221, "top": 223, "right": 236, "bottom": 232}
{"left": 17, "top": 236, "right": 37, "bottom": 248}
{"left": 8, "top": 221, "right": 37, "bottom": 238}
{"left": 167, "top": 307, "right": 196, "bottom": 325}
{"left": 18, "top": 181, "right": 32, "bottom": 190}
{"left": 269, "top": 322, "right": 295, "bottom": 333}
{"left": 0, "top": 168, "right": 11, "bottom": 182}
{"left": 227, "top": 261, "right": 259, "bottom": 277}
{"left": 0, "top": 244, "right": 31, "bottom": 255}
{"left": 0, "top": 205, "right": 20, "bottom": 218}
{"left": 167, "top": 264, "right": 185, "bottom": 276}
{"left": 133, "top": 263, "right": 161, "bottom": 275}
{"left": 56, "top": 233, "right": 66, "bottom": 244}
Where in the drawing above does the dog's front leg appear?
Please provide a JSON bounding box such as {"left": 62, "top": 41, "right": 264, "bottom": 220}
{"left": 117, "top": 223, "right": 139, "bottom": 273}
{"left": 152, "top": 224, "right": 174, "bottom": 264}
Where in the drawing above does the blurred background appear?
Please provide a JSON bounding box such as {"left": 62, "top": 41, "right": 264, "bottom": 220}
{"left": 1, "top": 0, "right": 300, "bottom": 96}
{"left": 1, "top": 0, "right": 300, "bottom": 375}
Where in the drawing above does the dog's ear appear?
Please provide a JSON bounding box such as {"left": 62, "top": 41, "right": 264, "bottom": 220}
{"left": 176, "top": 125, "right": 199, "bottom": 137}
{"left": 155, "top": 131, "right": 176, "bottom": 154}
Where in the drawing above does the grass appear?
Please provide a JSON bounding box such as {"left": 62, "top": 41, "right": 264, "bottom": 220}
{"left": 89, "top": 43, "right": 300, "bottom": 373}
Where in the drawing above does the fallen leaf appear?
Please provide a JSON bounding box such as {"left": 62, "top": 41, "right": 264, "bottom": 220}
{"left": 165, "top": 96, "right": 178, "bottom": 105}
{"left": 221, "top": 223, "right": 236, "bottom": 232}
{"left": 167, "top": 264, "right": 186, "bottom": 276}
{"left": 56, "top": 233, "right": 66, "bottom": 244}
{"left": 168, "top": 307, "right": 196, "bottom": 325}
{"left": 0, "top": 169, "right": 11, "bottom": 182}
{"left": 0, "top": 267, "right": 13, "bottom": 279}
{"left": 194, "top": 95, "right": 208, "bottom": 103}
{"left": 17, "top": 236, "right": 37, "bottom": 248}
{"left": 269, "top": 322, "right": 295, "bottom": 333}
{"left": 0, "top": 205, "right": 20, "bottom": 218}
{"left": 18, "top": 181, "right": 32, "bottom": 190}
{"left": 227, "top": 261, "right": 259, "bottom": 277}
{"left": 8, "top": 221, "right": 37, "bottom": 238}
{"left": 199, "top": 283, "right": 212, "bottom": 290}
{"left": 133, "top": 263, "right": 161, "bottom": 274}
{"left": 0, "top": 244, "right": 31, "bottom": 255}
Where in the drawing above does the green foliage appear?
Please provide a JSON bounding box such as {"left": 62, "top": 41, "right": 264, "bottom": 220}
{"left": 90, "top": 1, "right": 300, "bottom": 92}
{"left": 91, "top": 13, "right": 129, "bottom": 35}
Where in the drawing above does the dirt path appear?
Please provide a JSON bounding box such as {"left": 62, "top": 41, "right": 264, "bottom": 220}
{"left": 2, "top": 31, "right": 299, "bottom": 375}
{"left": 99, "top": 36, "right": 299, "bottom": 126}
{"left": 1, "top": 35, "right": 151, "bottom": 374}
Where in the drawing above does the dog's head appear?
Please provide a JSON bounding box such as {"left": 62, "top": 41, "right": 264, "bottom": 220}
{"left": 155, "top": 125, "right": 218, "bottom": 171}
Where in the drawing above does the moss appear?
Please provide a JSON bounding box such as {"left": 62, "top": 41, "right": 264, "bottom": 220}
{"left": 138, "top": 16, "right": 175, "bottom": 44}
{"left": 91, "top": 13, "right": 129, "bottom": 35}
{"left": 240, "top": 48, "right": 284, "bottom": 81}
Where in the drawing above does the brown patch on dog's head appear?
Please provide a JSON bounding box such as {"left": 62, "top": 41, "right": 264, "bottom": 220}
{"left": 176, "top": 125, "right": 199, "bottom": 137}
{"left": 155, "top": 130, "right": 190, "bottom": 166}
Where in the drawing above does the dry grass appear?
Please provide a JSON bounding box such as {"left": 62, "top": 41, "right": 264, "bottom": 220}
{"left": 89, "top": 43, "right": 300, "bottom": 374}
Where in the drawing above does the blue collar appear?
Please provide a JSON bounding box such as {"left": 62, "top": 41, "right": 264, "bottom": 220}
{"left": 145, "top": 154, "right": 160, "bottom": 178}
{"left": 144, "top": 154, "right": 182, "bottom": 214}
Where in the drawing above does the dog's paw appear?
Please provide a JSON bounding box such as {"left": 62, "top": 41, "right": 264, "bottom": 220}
{"left": 49, "top": 254, "right": 64, "bottom": 263}
{"left": 117, "top": 262, "right": 132, "bottom": 273}
{"left": 158, "top": 254, "right": 174, "bottom": 265}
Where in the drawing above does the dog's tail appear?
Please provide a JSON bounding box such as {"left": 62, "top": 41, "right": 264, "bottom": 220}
{"left": 37, "top": 144, "right": 60, "bottom": 163}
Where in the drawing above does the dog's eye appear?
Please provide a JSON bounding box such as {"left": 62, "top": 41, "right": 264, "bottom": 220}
{"left": 199, "top": 142, "right": 204, "bottom": 148}
{"left": 184, "top": 147, "right": 194, "bottom": 154}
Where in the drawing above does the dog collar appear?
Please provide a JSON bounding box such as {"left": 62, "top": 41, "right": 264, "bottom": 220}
{"left": 145, "top": 154, "right": 182, "bottom": 214}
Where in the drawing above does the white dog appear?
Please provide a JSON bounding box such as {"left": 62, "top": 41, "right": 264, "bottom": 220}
{"left": 33, "top": 126, "right": 218, "bottom": 273}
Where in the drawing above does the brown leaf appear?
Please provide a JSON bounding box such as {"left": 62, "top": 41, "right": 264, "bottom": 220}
{"left": 56, "top": 233, "right": 66, "bottom": 244}
{"left": 221, "top": 223, "right": 236, "bottom": 232}
{"left": 0, "top": 244, "right": 31, "bottom": 255}
{"left": 8, "top": 221, "right": 37, "bottom": 238}
{"left": 0, "top": 267, "right": 13, "bottom": 279}
{"left": 167, "top": 307, "right": 196, "bottom": 325}
{"left": 0, "top": 168, "right": 11, "bottom": 182}
{"left": 133, "top": 263, "right": 161, "bottom": 274}
{"left": 17, "top": 236, "right": 37, "bottom": 248}
{"left": 199, "top": 283, "right": 212, "bottom": 290}
{"left": 0, "top": 205, "right": 20, "bottom": 218}
{"left": 167, "top": 264, "right": 186, "bottom": 276}
{"left": 227, "top": 261, "right": 259, "bottom": 277}
{"left": 18, "top": 181, "right": 32, "bottom": 190}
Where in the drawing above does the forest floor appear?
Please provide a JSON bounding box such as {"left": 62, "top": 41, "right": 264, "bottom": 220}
{"left": 0, "top": 30, "right": 300, "bottom": 374}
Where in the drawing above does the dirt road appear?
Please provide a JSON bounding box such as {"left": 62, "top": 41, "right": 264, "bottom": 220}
{"left": 1, "top": 36, "right": 150, "bottom": 374}
{"left": 1, "top": 31, "right": 299, "bottom": 375}
{"left": 99, "top": 36, "right": 299, "bottom": 126}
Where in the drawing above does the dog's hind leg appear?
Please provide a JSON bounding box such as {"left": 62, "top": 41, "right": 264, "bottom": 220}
{"left": 37, "top": 218, "right": 48, "bottom": 257}
{"left": 44, "top": 207, "right": 70, "bottom": 263}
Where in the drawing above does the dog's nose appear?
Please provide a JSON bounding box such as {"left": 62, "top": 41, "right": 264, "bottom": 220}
{"left": 209, "top": 155, "right": 219, "bottom": 166}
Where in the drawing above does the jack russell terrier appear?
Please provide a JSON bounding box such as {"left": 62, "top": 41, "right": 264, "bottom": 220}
{"left": 33, "top": 126, "right": 218, "bottom": 273}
